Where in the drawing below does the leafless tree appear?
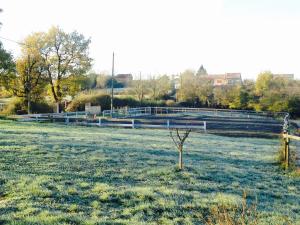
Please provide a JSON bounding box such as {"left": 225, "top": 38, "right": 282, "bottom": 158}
{"left": 170, "top": 128, "right": 192, "bottom": 170}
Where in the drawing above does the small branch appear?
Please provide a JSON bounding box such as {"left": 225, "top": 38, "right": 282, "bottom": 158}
{"left": 170, "top": 130, "right": 180, "bottom": 149}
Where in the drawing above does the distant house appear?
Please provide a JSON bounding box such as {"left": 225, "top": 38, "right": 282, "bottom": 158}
{"left": 205, "top": 73, "right": 242, "bottom": 86}
{"left": 273, "top": 74, "right": 294, "bottom": 80}
{"left": 172, "top": 72, "right": 242, "bottom": 89}
{"left": 115, "top": 74, "right": 133, "bottom": 86}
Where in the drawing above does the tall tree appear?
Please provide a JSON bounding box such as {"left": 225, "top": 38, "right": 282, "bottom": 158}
{"left": 132, "top": 74, "right": 147, "bottom": 104}
{"left": 0, "top": 42, "right": 15, "bottom": 90}
{"left": 11, "top": 54, "right": 45, "bottom": 113}
{"left": 26, "top": 26, "right": 92, "bottom": 112}
{"left": 196, "top": 77, "right": 213, "bottom": 106}
{"left": 255, "top": 71, "right": 273, "bottom": 97}
{"left": 177, "top": 70, "right": 198, "bottom": 104}
{"left": 148, "top": 76, "right": 158, "bottom": 100}
{"left": 148, "top": 75, "right": 171, "bottom": 100}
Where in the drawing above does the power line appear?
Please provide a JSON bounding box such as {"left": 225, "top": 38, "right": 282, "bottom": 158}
{"left": 0, "top": 36, "right": 25, "bottom": 45}
{"left": 0, "top": 36, "right": 33, "bottom": 48}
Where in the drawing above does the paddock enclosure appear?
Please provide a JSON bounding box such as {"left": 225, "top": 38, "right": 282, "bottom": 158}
{"left": 18, "top": 107, "right": 287, "bottom": 137}
{"left": 17, "top": 107, "right": 300, "bottom": 168}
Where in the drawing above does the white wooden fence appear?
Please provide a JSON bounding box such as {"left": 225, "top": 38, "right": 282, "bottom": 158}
{"left": 16, "top": 111, "right": 207, "bottom": 131}
{"left": 102, "top": 107, "right": 287, "bottom": 120}
{"left": 93, "top": 118, "right": 206, "bottom": 131}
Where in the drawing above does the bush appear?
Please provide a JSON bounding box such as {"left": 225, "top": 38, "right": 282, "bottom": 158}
{"left": 114, "top": 97, "right": 140, "bottom": 108}
{"left": 287, "top": 96, "right": 300, "bottom": 118}
{"left": 67, "top": 92, "right": 169, "bottom": 112}
{"left": 165, "top": 99, "right": 176, "bottom": 107}
{"left": 1, "top": 97, "right": 53, "bottom": 115}
{"left": 1, "top": 97, "right": 24, "bottom": 115}
{"left": 66, "top": 92, "right": 111, "bottom": 112}
{"left": 31, "top": 101, "right": 54, "bottom": 114}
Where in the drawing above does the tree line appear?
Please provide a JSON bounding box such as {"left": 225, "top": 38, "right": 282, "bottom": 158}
{"left": 0, "top": 26, "right": 300, "bottom": 117}
{"left": 176, "top": 69, "right": 300, "bottom": 117}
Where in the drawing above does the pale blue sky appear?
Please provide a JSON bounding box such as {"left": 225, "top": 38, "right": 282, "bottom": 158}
{"left": 0, "top": 0, "right": 299, "bottom": 79}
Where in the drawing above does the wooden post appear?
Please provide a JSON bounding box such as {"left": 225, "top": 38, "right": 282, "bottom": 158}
{"left": 98, "top": 118, "right": 102, "bottom": 126}
{"left": 132, "top": 119, "right": 135, "bottom": 128}
{"left": 285, "top": 135, "right": 289, "bottom": 170}
{"left": 167, "top": 120, "right": 170, "bottom": 129}
{"left": 65, "top": 116, "right": 69, "bottom": 125}
{"left": 283, "top": 132, "right": 289, "bottom": 170}
{"left": 203, "top": 121, "right": 207, "bottom": 132}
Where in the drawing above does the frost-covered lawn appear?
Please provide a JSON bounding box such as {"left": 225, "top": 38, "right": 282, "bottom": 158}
{"left": 0, "top": 120, "right": 299, "bottom": 224}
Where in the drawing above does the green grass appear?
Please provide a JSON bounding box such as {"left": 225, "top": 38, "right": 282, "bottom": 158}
{"left": 0, "top": 120, "right": 299, "bottom": 225}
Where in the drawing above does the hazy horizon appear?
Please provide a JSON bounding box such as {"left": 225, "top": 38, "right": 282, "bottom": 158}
{"left": 1, "top": 0, "right": 300, "bottom": 79}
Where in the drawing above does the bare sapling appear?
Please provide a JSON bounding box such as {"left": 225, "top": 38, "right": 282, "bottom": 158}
{"left": 170, "top": 128, "right": 192, "bottom": 170}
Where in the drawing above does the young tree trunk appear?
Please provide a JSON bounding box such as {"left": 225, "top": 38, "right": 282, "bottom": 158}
{"left": 179, "top": 145, "right": 183, "bottom": 170}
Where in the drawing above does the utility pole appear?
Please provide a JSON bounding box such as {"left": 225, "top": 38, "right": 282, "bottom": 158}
{"left": 139, "top": 72, "right": 143, "bottom": 105}
{"left": 110, "top": 52, "right": 115, "bottom": 117}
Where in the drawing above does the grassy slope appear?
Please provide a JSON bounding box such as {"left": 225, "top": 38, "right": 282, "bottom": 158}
{"left": 0, "top": 120, "right": 299, "bottom": 225}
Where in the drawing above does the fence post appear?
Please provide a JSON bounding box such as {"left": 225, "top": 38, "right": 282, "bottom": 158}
{"left": 203, "top": 121, "right": 207, "bottom": 132}
{"left": 167, "top": 120, "right": 170, "bottom": 129}
{"left": 65, "top": 116, "right": 69, "bottom": 125}
{"left": 98, "top": 118, "right": 102, "bottom": 126}
{"left": 132, "top": 119, "right": 135, "bottom": 129}
{"left": 284, "top": 133, "right": 289, "bottom": 170}
{"left": 35, "top": 115, "right": 38, "bottom": 122}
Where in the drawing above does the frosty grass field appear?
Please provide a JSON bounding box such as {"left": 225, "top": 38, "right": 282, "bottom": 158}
{"left": 0, "top": 119, "right": 299, "bottom": 224}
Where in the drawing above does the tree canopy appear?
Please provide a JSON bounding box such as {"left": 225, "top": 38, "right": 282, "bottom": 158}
{"left": 0, "top": 42, "right": 15, "bottom": 89}
{"left": 23, "top": 26, "right": 92, "bottom": 112}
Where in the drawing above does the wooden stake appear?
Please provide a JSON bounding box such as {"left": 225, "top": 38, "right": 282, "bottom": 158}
{"left": 285, "top": 136, "right": 289, "bottom": 170}
{"left": 283, "top": 132, "right": 289, "bottom": 170}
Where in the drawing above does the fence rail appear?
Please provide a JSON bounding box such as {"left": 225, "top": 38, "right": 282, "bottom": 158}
{"left": 17, "top": 111, "right": 88, "bottom": 122}
{"left": 102, "top": 107, "right": 287, "bottom": 120}
{"left": 283, "top": 134, "right": 300, "bottom": 141}
{"left": 16, "top": 112, "right": 207, "bottom": 131}
{"left": 82, "top": 118, "right": 207, "bottom": 131}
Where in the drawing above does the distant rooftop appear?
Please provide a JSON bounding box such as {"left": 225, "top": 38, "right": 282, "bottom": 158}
{"left": 204, "top": 73, "right": 242, "bottom": 80}
{"left": 273, "top": 74, "right": 294, "bottom": 80}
